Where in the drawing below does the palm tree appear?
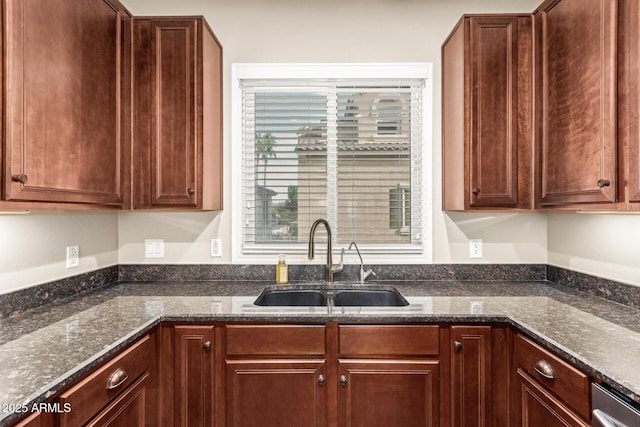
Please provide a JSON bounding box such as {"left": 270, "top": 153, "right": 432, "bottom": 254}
{"left": 255, "top": 132, "right": 277, "bottom": 241}
{"left": 255, "top": 132, "right": 276, "bottom": 188}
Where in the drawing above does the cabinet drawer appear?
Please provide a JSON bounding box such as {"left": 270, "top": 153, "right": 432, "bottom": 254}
{"left": 514, "top": 333, "right": 590, "bottom": 419}
{"left": 339, "top": 325, "right": 439, "bottom": 356}
{"left": 59, "top": 333, "right": 155, "bottom": 427}
{"left": 226, "top": 325, "right": 326, "bottom": 356}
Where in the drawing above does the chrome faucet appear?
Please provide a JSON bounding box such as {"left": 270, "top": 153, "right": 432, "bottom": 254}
{"left": 308, "top": 219, "right": 343, "bottom": 282}
{"left": 348, "top": 241, "right": 376, "bottom": 284}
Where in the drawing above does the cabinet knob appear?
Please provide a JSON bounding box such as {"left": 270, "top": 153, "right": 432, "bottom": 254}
{"left": 11, "top": 174, "right": 28, "bottom": 184}
{"left": 187, "top": 187, "right": 195, "bottom": 195}
{"left": 203, "top": 341, "right": 211, "bottom": 351}
{"left": 454, "top": 341, "right": 463, "bottom": 352}
{"left": 318, "top": 374, "right": 325, "bottom": 385}
{"left": 340, "top": 375, "right": 347, "bottom": 386}
{"left": 106, "top": 368, "right": 128, "bottom": 390}
{"left": 533, "top": 360, "right": 555, "bottom": 380}
{"left": 597, "top": 179, "right": 611, "bottom": 188}
{"left": 472, "top": 188, "right": 481, "bottom": 195}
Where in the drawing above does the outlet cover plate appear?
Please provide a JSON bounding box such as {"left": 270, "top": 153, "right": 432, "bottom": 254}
{"left": 66, "top": 246, "right": 79, "bottom": 268}
{"left": 211, "top": 239, "right": 222, "bottom": 257}
{"left": 469, "top": 239, "right": 483, "bottom": 258}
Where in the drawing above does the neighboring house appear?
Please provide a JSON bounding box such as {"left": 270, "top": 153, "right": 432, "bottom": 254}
{"left": 254, "top": 184, "right": 277, "bottom": 242}
{"left": 295, "top": 92, "right": 412, "bottom": 244}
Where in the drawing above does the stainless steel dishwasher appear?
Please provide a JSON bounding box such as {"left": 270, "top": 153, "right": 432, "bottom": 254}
{"left": 592, "top": 383, "right": 640, "bottom": 426}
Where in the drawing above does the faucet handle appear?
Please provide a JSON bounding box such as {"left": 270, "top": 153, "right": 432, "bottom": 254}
{"left": 362, "top": 268, "right": 376, "bottom": 283}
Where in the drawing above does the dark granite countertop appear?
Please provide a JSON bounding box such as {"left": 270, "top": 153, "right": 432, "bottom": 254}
{"left": 1, "top": 279, "right": 640, "bottom": 426}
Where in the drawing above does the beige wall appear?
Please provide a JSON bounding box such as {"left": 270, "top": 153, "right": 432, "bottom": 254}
{"left": 547, "top": 214, "right": 640, "bottom": 287}
{"left": 118, "top": 0, "right": 548, "bottom": 267}
{"left": 0, "top": 213, "right": 118, "bottom": 295}
{"left": 4, "top": 0, "right": 639, "bottom": 293}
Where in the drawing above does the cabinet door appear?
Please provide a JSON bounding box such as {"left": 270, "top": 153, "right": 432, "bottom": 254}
{"left": 225, "top": 360, "right": 327, "bottom": 427}
{"left": 623, "top": 0, "right": 640, "bottom": 203}
{"left": 536, "top": 0, "right": 617, "bottom": 206}
{"left": 442, "top": 15, "right": 532, "bottom": 211}
{"left": 468, "top": 17, "right": 521, "bottom": 208}
{"left": 4, "top": 0, "right": 125, "bottom": 206}
{"left": 514, "top": 369, "right": 590, "bottom": 427}
{"left": 450, "top": 326, "right": 492, "bottom": 427}
{"left": 132, "top": 19, "right": 198, "bottom": 208}
{"left": 85, "top": 374, "right": 149, "bottom": 427}
{"left": 338, "top": 360, "right": 439, "bottom": 427}
{"left": 174, "top": 325, "right": 215, "bottom": 427}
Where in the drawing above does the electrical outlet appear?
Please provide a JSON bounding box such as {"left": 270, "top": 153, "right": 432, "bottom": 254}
{"left": 469, "top": 239, "right": 483, "bottom": 258}
{"left": 66, "top": 245, "right": 79, "bottom": 268}
{"left": 210, "top": 239, "right": 222, "bottom": 257}
{"left": 145, "top": 239, "right": 164, "bottom": 258}
{"left": 470, "top": 301, "right": 484, "bottom": 314}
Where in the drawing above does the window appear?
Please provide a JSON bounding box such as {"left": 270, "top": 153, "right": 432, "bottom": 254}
{"left": 232, "top": 64, "right": 432, "bottom": 262}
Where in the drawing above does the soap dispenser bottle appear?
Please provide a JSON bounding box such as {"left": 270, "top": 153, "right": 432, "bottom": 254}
{"left": 276, "top": 254, "right": 288, "bottom": 284}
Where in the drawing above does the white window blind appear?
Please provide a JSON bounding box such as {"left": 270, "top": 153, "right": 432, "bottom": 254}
{"left": 240, "top": 76, "right": 425, "bottom": 254}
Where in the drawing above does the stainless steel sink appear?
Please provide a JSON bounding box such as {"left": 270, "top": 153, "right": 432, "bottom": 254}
{"left": 253, "top": 289, "right": 327, "bottom": 306}
{"left": 253, "top": 284, "right": 409, "bottom": 307}
{"left": 331, "top": 289, "right": 408, "bottom": 306}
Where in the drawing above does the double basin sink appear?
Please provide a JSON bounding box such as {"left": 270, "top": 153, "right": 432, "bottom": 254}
{"left": 254, "top": 284, "right": 409, "bottom": 307}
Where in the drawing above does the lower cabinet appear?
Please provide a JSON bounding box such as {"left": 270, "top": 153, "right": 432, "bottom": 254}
{"left": 224, "top": 324, "right": 327, "bottom": 427}
{"left": 337, "top": 360, "right": 439, "bottom": 427}
{"left": 450, "top": 325, "right": 493, "bottom": 427}
{"left": 226, "top": 360, "right": 327, "bottom": 427}
{"left": 337, "top": 325, "right": 441, "bottom": 427}
{"left": 515, "top": 369, "right": 590, "bottom": 427}
{"left": 511, "top": 333, "right": 591, "bottom": 426}
{"left": 56, "top": 332, "right": 157, "bottom": 427}
{"left": 172, "top": 325, "right": 216, "bottom": 427}
{"left": 84, "top": 373, "right": 150, "bottom": 427}
{"left": 9, "top": 322, "right": 596, "bottom": 427}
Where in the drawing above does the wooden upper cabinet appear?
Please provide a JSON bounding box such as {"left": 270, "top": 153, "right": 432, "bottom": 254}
{"left": 442, "top": 15, "right": 533, "bottom": 211}
{"left": 620, "top": 0, "right": 640, "bottom": 205}
{"left": 3, "top": 0, "right": 127, "bottom": 206}
{"left": 535, "top": 0, "right": 618, "bottom": 206}
{"left": 130, "top": 17, "right": 223, "bottom": 210}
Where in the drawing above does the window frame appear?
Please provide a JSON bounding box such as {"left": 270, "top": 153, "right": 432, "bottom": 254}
{"left": 231, "top": 63, "right": 433, "bottom": 265}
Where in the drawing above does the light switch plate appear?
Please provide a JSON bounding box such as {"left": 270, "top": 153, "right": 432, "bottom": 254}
{"left": 145, "top": 239, "right": 164, "bottom": 258}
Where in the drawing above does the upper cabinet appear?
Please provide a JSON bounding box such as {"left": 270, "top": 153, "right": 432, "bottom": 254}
{"left": 0, "top": 2, "right": 223, "bottom": 211}
{"left": 619, "top": 0, "right": 640, "bottom": 207}
{"left": 129, "top": 17, "right": 223, "bottom": 210}
{"left": 442, "top": 15, "right": 533, "bottom": 211}
{"left": 534, "top": 0, "right": 618, "bottom": 207}
{"left": 443, "top": 0, "right": 640, "bottom": 212}
{"left": 3, "top": 0, "right": 128, "bottom": 207}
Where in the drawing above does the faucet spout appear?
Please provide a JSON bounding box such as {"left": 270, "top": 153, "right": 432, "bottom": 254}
{"left": 348, "top": 241, "right": 376, "bottom": 284}
{"left": 308, "top": 219, "right": 342, "bottom": 282}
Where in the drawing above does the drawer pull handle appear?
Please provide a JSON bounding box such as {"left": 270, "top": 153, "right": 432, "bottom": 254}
{"left": 203, "top": 341, "right": 211, "bottom": 351}
{"left": 454, "top": 341, "right": 463, "bottom": 352}
{"left": 106, "top": 368, "right": 128, "bottom": 390}
{"left": 472, "top": 188, "right": 481, "bottom": 195}
{"left": 188, "top": 187, "right": 195, "bottom": 195}
{"left": 340, "top": 375, "right": 347, "bottom": 386}
{"left": 597, "top": 179, "right": 611, "bottom": 188}
{"left": 534, "top": 360, "right": 555, "bottom": 380}
{"left": 318, "top": 374, "right": 325, "bottom": 385}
